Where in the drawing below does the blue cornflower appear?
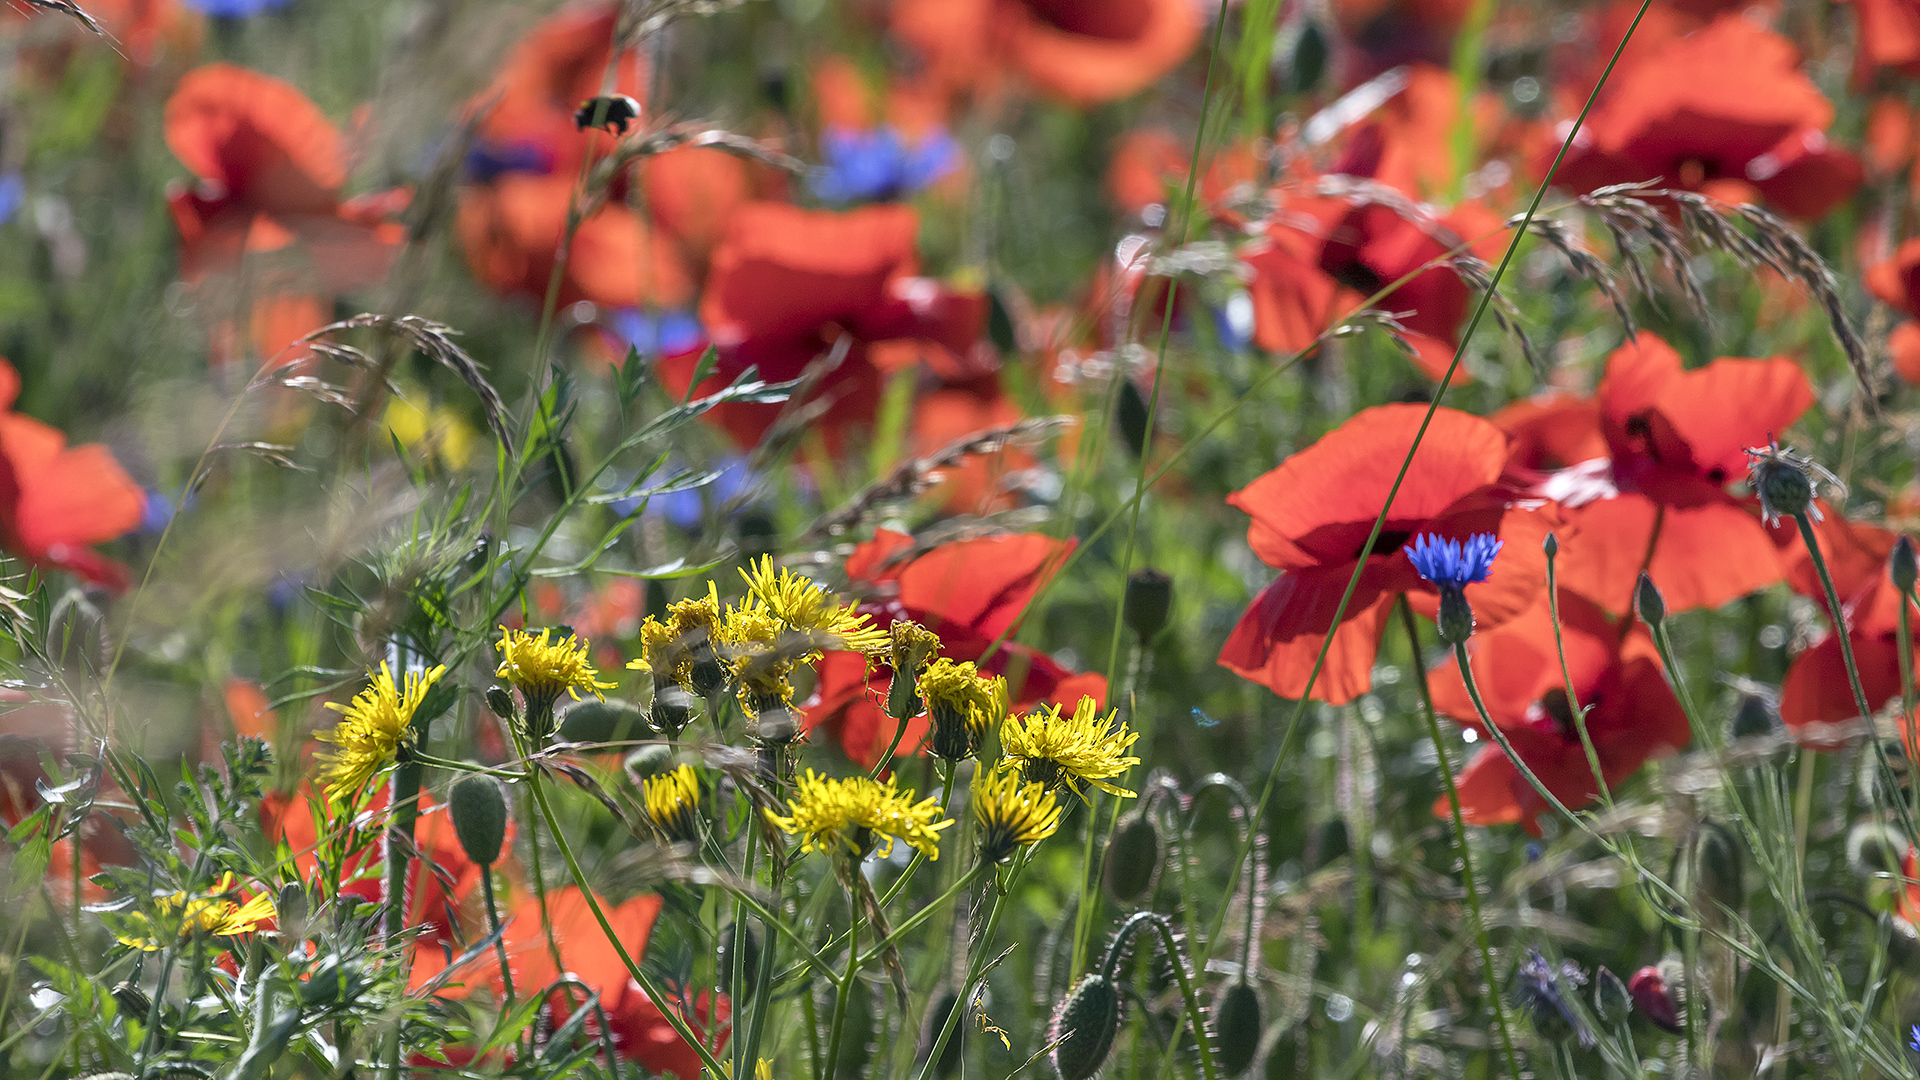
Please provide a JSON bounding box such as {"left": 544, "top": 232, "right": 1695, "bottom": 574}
{"left": 182, "top": 0, "right": 290, "bottom": 16}
{"left": 810, "top": 125, "right": 960, "bottom": 204}
{"left": 606, "top": 308, "right": 705, "bottom": 359}
{"left": 0, "top": 175, "right": 22, "bottom": 227}
{"left": 1909, "top": 1023, "right": 1920, "bottom": 1054}
{"left": 1405, "top": 532, "right": 1502, "bottom": 589}
{"left": 1405, "top": 532, "right": 1501, "bottom": 645}
{"left": 1515, "top": 949, "right": 1596, "bottom": 1049}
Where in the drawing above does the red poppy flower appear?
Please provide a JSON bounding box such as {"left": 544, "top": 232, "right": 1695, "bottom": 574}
{"left": 908, "top": 382, "right": 1036, "bottom": 514}
{"left": 492, "top": 886, "right": 724, "bottom": 1079}
{"left": 655, "top": 202, "right": 990, "bottom": 455}
{"left": 807, "top": 529, "right": 1107, "bottom": 768}
{"left": 891, "top": 0, "right": 1202, "bottom": 106}
{"left": 0, "top": 360, "right": 144, "bottom": 589}
{"left": 1840, "top": 0, "right": 1920, "bottom": 79}
{"left": 1546, "top": 14, "right": 1861, "bottom": 220}
{"left": 1777, "top": 508, "right": 1917, "bottom": 746}
{"left": 1866, "top": 239, "right": 1920, "bottom": 386}
{"left": 1219, "top": 403, "right": 1550, "bottom": 705}
{"left": 1104, "top": 129, "right": 1260, "bottom": 219}
{"left": 1426, "top": 588, "right": 1689, "bottom": 833}
{"left": 1499, "top": 333, "right": 1812, "bottom": 616}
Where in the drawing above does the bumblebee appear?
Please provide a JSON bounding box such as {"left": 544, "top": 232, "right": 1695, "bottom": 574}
{"left": 574, "top": 94, "right": 641, "bottom": 134}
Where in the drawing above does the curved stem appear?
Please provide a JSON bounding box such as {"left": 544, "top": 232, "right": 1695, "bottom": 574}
{"left": 1543, "top": 538, "right": 1610, "bottom": 808}
{"left": 1399, "top": 601, "right": 1524, "bottom": 1079}
{"left": 1898, "top": 581, "right": 1918, "bottom": 825}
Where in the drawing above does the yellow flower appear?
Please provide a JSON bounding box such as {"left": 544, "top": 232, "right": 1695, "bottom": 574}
{"left": 316, "top": 662, "right": 446, "bottom": 805}
{"left": 627, "top": 584, "right": 726, "bottom": 695}
{"left": 116, "top": 873, "right": 276, "bottom": 951}
{"left": 497, "top": 627, "right": 614, "bottom": 699}
{"left": 642, "top": 765, "right": 702, "bottom": 845}
{"left": 385, "top": 393, "right": 477, "bottom": 470}
{"left": 739, "top": 556, "right": 889, "bottom": 657}
{"left": 972, "top": 767, "right": 1062, "bottom": 864}
{"left": 889, "top": 621, "right": 941, "bottom": 677}
{"left": 768, "top": 770, "right": 952, "bottom": 861}
{"left": 999, "top": 696, "right": 1141, "bottom": 799}
{"left": 918, "top": 659, "right": 1007, "bottom": 761}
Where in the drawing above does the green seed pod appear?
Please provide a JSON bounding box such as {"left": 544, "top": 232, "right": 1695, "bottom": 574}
{"left": 556, "top": 698, "right": 650, "bottom": 745}
{"left": 1893, "top": 536, "right": 1918, "bottom": 595}
{"left": 1211, "top": 981, "right": 1264, "bottom": 1076}
{"left": 624, "top": 742, "right": 675, "bottom": 781}
{"left": 485, "top": 686, "right": 518, "bottom": 721}
{"left": 917, "top": 989, "right": 966, "bottom": 1080}
{"left": 1123, "top": 569, "right": 1174, "bottom": 643}
{"left": 1592, "top": 966, "right": 1630, "bottom": 1025}
{"left": 1689, "top": 821, "right": 1743, "bottom": 916}
{"left": 1102, "top": 810, "right": 1162, "bottom": 903}
{"left": 1051, "top": 974, "right": 1123, "bottom": 1080}
{"left": 448, "top": 773, "right": 509, "bottom": 866}
{"left": 1750, "top": 451, "right": 1813, "bottom": 521}
{"left": 1634, "top": 572, "right": 1665, "bottom": 630}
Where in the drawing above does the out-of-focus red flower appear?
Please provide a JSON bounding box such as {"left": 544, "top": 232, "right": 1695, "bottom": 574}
{"left": 1546, "top": 14, "right": 1861, "bottom": 220}
{"left": 163, "top": 63, "right": 409, "bottom": 366}
{"left": 1627, "top": 966, "right": 1685, "bottom": 1033}
{"left": 891, "top": 0, "right": 1202, "bottom": 106}
{"left": 807, "top": 529, "right": 1107, "bottom": 768}
{"left": 909, "top": 383, "right": 1035, "bottom": 514}
{"left": 655, "top": 202, "right": 994, "bottom": 456}
{"left": 1219, "top": 403, "right": 1550, "bottom": 705}
{"left": 1104, "top": 129, "right": 1260, "bottom": 220}
{"left": 0, "top": 359, "right": 143, "bottom": 589}
{"left": 1499, "top": 333, "right": 1812, "bottom": 616}
{"left": 1427, "top": 589, "right": 1689, "bottom": 833}
{"left": 1841, "top": 0, "right": 1920, "bottom": 79}
{"left": 1867, "top": 239, "right": 1920, "bottom": 386}
{"left": 1777, "top": 508, "right": 1917, "bottom": 746}
{"left": 492, "top": 886, "right": 724, "bottom": 1078}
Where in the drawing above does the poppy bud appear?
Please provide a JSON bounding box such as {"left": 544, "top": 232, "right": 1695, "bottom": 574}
{"left": 1102, "top": 810, "right": 1162, "bottom": 903}
{"left": 1593, "top": 966, "right": 1630, "bottom": 1025}
{"left": 1846, "top": 822, "right": 1906, "bottom": 877}
{"left": 625, "top": 742, "right": 675, "bottom": 780}
{"left": 1728, "top": 692, "right": 1778, "bottom": 738}
{"left": 1051, "top": 974, "right": 1123, "bottom": 1080}
{"left": 1123, "top": 569, "right": 1174, "bottom": 642}
{"left": 917, "top": 989, "right": 966, "bottom": 1079}
{"left": 1542, "top": 532, "right": 1559, "bottom": 560}
{"left": 650, "top": 685, "right": 696, "bottom": 736}
{"left": 110, "top": 982, "right": 150, "bottom": 1018}
{"left": 1690, "top": 822, "right": 1743, "bottom": 915}
{"left": 1748, "top": 445, "right": 1814, "bottom": 522}
{"left": 1210, "top": 981, "right": 1263, "bottom": 1076}
{"left": 485, "top": 686, "right": 518, "bottom": 721}
{"left": 1894, "top": 536, "right": 1918, "bottom": 596}
{"left": 557, "top": 699, "right": 650, "bottom": 745}
{"left": 1627, "top": 965, "right": 1683, "bottom": 1033}
{"left": 1634, "top": 572, "right": 1665, "bottom": 630}
{"left": 449, "top": 773, "right": 509, "bottom": 867}
{"left": 574, "top": 94, "right": 641, "bottom": 134}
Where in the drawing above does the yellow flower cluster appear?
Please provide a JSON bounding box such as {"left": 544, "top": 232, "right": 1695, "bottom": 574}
{"left": 1000, "top": 696, "right": 1141, "bottom": 799}
{"left": 116, "top": 873, "right": 276, "bottom": 951}
{"left": 317, "top": 662, "right": 446, "bottom": 805}
{"left": 918, "top": 659, "right": 1007, "bottom": 761}
{"left": 768, "top": 770, "right": 952, "bottom": 861}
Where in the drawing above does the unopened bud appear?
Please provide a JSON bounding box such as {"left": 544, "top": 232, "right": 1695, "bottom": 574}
{"left": 885, "top": 672, "right": 922, "bottom": 722}
{"left": 1883, "top": 913, "right": 1920, "bottom": 975}
{"left": 624, "top": 742, "right": 675, "bottom": 781}
{"left": 1749, "top": 449, "right": 1814, "bottom": 522}
{"left": 485, "top": 686, "right": 517, "bottom": 721}
{"left": 1435, "top": 587, "right": 1475, "bottom": 645}
{"left": 1628, "top": 965, "right": 1683, "bottom": 1034}
{"left": 110, "top": 982, "right": 151, "bottom": 1018}
{"left": 1634, "top": 572, "right": 1665, "bottom": 629}
{"left": 650, "top": 685, "right": 696, "bottom": 736}
{"left": 557, "top": 699, "right": 649, "bottom": 745}
{"left": 1690, "top": 822, "right": 1743, "bottom": 915}
{"left": 1102, "top": 810, "right": 1162, "bottom": 903}
{"left": 448, "top": 773, "right": 509, "bottom": 866}
{"left": 1123, "top": 569, "right": 1174, "bottom": 642}
{"left": 1542, "top": 532, "right": 1559, "bottom": 559}
{"left": 1894, "top": 536, "right": 1918, "bottom": 596}
{"left": 1050, "top": 974, "right": 1123, "bottom": 1080}
{"left": 1210, "top": 981, "right": 1263, "bottom": 1076}
{"left": 1729, "top": 692, "right": 1778, "bottom": 739}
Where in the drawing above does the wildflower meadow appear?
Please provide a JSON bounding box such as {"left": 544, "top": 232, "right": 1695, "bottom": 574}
{"left": 3, "top": 0, "right": 1920, "bottom": 1076}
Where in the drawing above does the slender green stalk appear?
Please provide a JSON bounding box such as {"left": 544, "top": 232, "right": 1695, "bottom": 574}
{"left": 879, "top": 761, "right": 956, "bottom": 905}
{"left": 821, "top": 886, "right": 863, "bottom": 1080}
{"left": 913, "top": 852, "right": 1027, "bottom": 1080}
{"left": 859, "top": 862, "right": 989, "bottom": 967}
{"left": 1136, "top": 916, "right": 1223, "bottom": 1080}
{"left": 479, "top": 868, "right": 514, "bottom": 1003}
{"left": 1544, "top": 539, "right": 1610, "bottom": 808}
{"left": 1399, "top": 602, "right": 1524, "bottom": 1079}
{"left": 730, "top": 830, "right": 758, "bottom": 1079}
{"left": 520, "top": 761, "right": 730, "bottom": 1077}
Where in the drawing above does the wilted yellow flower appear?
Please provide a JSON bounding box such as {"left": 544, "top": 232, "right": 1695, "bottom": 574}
{"left": 317, "top": 662, "right": 446, "bottom": 804}
{"left": 739, "top": 555, "right": 888, "bottom": 656}
{"left": 768, "top": 770, "right": 952, "bottom": 861}
{"left": 973, "top": 767, "right": 1062, "bottom": 864}
{"left": 918, "top": 659, "right": 1007, "bottom": 761}
{"left": 642, "top": 765, "right": 702, "bottom": 845}
{"left": 1000, "top": 696, "right": 1140, "bottom": 799}
{"left": 116, "top": 873, "right": 276, "bottom": 951}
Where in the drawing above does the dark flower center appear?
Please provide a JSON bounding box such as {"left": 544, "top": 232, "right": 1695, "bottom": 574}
{"left": 1357, "top": 529, "right": 1413, "bottom": 560}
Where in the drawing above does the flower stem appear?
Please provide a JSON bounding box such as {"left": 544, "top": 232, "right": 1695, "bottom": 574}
{"left": 1399, "top": 601, "right": 1524, "bottom": 1079}
{"left": 913, "top": 852, "right": 1027, "bottom": 1080}
{"left": 479, "top": 868, "right": 513, "bottom": 1003}
{"left": 821, "top": 885, "right": 863, "bottom": 1080}
{"left": 1544, "top": 538, "right": 1611, "bottom": 809}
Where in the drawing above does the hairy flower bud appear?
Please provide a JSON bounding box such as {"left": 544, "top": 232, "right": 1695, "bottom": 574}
{"left": 1102, "top": 810, "right": 1162, "bottom": 903}
{"left": 449, "top": 773, "right": 509, "bottom": 866}
{"left": 556, "top": 698, "right": 650, "bottom": 745}
{"left": 1210, "top": 980, "right": 1263, "bottom": 1076}
{"left": 1123, "top": 569, "right": 1174, "bottom": 642}
{"left": 1747, "top": 442, "right": 1815, "bottom": 523}
{"left": 1051, "top": 974, "right": 1123, "bottom": 1080}
{"left": 1894, "top": 536, "right": 1918, "bottom": 596}
{"left": 650, "top": 685, "right": 696, "bottom": 736}
{"left": 485, "top": 686, "right": 518, "bottom": 722}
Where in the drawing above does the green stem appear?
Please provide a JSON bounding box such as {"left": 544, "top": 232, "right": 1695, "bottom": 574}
{"left": 1898, "top": 581, "right": 1918, "bottom": 826}
{"left": 879, "top": 761, "right": 956, "bottom": 906}
{"left": 1544, "top": 538, "right": 1611, "bottom": 808}
{"left": 859, "top": 862, "right": 989, "bottom": 968}
{"left": 1134, "top": 915, "right": 1222, "bottom": 1080}
{"left": 480, "top": 868, "right": 514, "bottom": 1003}
{"left": 1399, "top": 602, "right": 1524, "bottom": 1079}
{"left": 913, "top": 853, "right": 1026, "bottom": 1080}
{"left": 821, "top": 891, "right": 863, "bottom": 1080}
{"left": 520, "top": 761, "right": 730, "bottom": 1077}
